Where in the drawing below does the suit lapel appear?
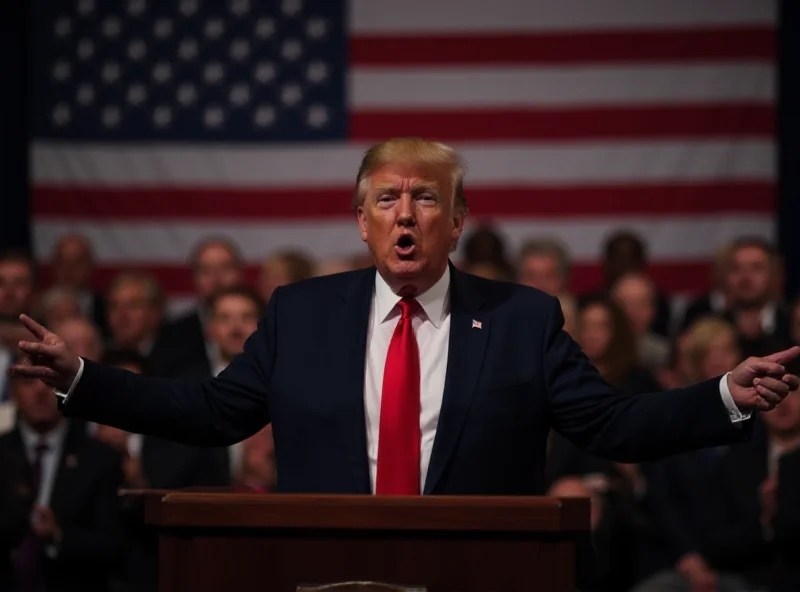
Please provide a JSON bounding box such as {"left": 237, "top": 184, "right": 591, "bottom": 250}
{"left": 49, "top": 422, "right": 84, "bottom": 516}
{"left": 334, "top": 268, "right": 376, "bottom": 493}
{"left": 424, "top": 266, "right": 490, "bottom": 494}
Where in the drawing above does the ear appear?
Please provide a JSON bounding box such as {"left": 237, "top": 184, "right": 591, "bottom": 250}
{"left": 357, "top": 207, "right": 368, "bottom": 242}
{"left": 451, "top": 211, "right": 465, "bottom": 243}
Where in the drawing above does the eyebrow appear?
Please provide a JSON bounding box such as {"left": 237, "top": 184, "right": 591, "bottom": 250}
{"left": 372, "top": 181, "right": 441, "bottom": 196}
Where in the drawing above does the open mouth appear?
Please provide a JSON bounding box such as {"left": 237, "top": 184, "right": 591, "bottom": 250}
{"left": 395, "top": 234, "right": 416, "bottom": 258}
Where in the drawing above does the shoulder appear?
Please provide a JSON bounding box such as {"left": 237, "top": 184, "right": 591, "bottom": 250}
{"left": 456, "top": 270, "right": 560, "bottom": 318}
{"left": 272, "top": 267, "right": 374, "bottom": 306}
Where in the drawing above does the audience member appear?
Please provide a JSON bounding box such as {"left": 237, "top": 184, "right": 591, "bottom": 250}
{"left": 0, "top": 357, "right": 124, "bottom": 592}
{"left": 315, "top": 257, "right": 357, "bottom": 276}
{"left": 49, "top": 235, "right": 107, "bottom": 335}
{"left": 461, "top": 261, "right": 512, "bottom": 281}
{"left": 38, "top": 286, "right": 81, "bottom": 331}
{"left": 611, "top": 272, "right": 670, "bottom": 374}
{"left": 558, "top": 293, "right": 578, "bottom": 337}
{"left": 53, "top": 317, "right": 103, "bottom": 363}
{"left": 517, "top": 237, "right": 571, "bottom": 298}
{"left": 682, "top": 244, "right": 733, "bottom": 330}
{"left": 460, "top": 224, "right": 514, "bottom": 279}
{"left": 257, "top": 249, "right": 314, "bottom": 304}
{"left": 788, "top": 296, "right": 800, "bottom": 346}
{"left": 657, "top": 331, "right": 693, "bottom": 391}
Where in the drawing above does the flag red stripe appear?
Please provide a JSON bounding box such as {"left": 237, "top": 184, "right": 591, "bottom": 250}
{"left": 350, "top": 105, "right": 774, "bottom": 142}
{"left": 37, "top": 261, "right": 715, "bottom": 296}
{"left": 31, "top": 182, "right": 774, "bottom": 220}
{"left": 351, "top": 27, "right": 775, "bottom": 66}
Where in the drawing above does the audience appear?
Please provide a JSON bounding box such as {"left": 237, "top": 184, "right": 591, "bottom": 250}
{"left": 681, "top": 243, "right": 733, "bottom": 330}
{"left": 49, "top": 235, "right": 107, "bottom": 335}
{"left": 517, "top": 237, "right": 571, "bottom": 298}
{"left": 38, "top": 286, "right": 82, "bottom": 331}
{"left": 257, "top": 250, "right": 315, "bottom": 304}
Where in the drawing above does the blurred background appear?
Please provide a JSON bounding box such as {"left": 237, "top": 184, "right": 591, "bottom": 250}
{"left": 1, "top": 1, "right": 800, "bottom": 592}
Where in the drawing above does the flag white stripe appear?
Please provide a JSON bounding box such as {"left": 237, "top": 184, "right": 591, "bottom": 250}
{"left": 31, "top": 140, "right": 775, "bottom": 187}
{"left": 32, "top": 216, "right": 774, "bottom": 264}
{"left": 350, "top": 0, "right": 776, "bottom": 33}
{"left": 350, "top": 64, "right": 774, "bottom": 109}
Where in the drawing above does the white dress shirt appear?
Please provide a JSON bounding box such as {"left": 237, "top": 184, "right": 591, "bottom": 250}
{"left": 18, "top": 419, "right": 69, "bottom": 507}
{"left": 57, "top": 267, "right": 750, "bottom": 491}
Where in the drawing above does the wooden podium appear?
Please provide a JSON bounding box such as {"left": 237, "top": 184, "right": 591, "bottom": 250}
{"left": 143, "top": 492, "right": 591, "bottom": 592}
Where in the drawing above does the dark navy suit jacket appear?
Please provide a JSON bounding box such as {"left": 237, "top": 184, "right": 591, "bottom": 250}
{"left": 62, "top": 264, "right": 751, "bottom": 495}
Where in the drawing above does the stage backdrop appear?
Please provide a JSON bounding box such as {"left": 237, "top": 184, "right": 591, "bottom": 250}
{"left": 28, "top": 0, "right": 775, "bottom": 309}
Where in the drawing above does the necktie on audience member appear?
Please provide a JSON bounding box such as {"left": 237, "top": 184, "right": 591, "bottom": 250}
{"left": 376, "top": 298, "right": 422, "bottom": 495}
{"left": 13, "top": 440, "right": 50, "bottom": 592}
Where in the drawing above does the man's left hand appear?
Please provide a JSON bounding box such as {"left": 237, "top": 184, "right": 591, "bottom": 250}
{"left": 728, "top": 346, "right": 800, "bottom": 412}
{"left": 31, "top": 505, "right": 60, "bottom": 542}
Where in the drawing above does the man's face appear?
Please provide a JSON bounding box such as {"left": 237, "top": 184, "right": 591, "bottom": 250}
{"left": 52, "top": 237, "right": 93, "bottom": 289}
{"left": 207, "top": 295, "right": 259, "bottom": 360}
{"left": 257, "top": 260, "right": 290, "bottom": 304}
{"left": 0, "top": 261, "right": 35, "bottom": 320}
{"left": 699, "top": 332, "right": 740, "bottom": 382}
{"left": 57, "top": 319, "right": 102, "bottom": 362}
{"left": 193, "top": 244, "right": 243, "bottom": 302}
{"left": 726, "top": 246, "right": 772, "bottom": 308}
{"left": 761, "top": 392, "right": 800, "bottom": 438}
{"left": 612, "top": 276, "right": 654, "bottom": 336}
{"left": 107, "top": 282, "right": 161, "bottom": 349}
{"left": 518, "top": 254, "right": 564, "bottom": 296}
{"left": 357, "top": 162, "right": 464, "bottom": 294}
{"left": 12, "top": 376, "right": 60, "bottom": 432}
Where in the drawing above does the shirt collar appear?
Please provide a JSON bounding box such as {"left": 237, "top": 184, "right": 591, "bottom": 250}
{"left": 19, "top": 419, "right": 68, "bottom": 456}
{"left": 374, "top": 265, "right": 451, "bottom": 328}
{"left": 761, "top": 302, "right": 777, "bottom": 333}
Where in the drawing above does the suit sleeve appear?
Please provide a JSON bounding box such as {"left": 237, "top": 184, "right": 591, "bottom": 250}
{"left": 61, "top": 287, "right": 281, "bottom": 447}
{"left": 543, "top": 298, "right": 751, "bottom": 462}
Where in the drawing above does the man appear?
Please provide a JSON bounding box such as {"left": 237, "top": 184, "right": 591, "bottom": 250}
{"left": 11, "top": 138, "right": 800, "bottom": 497}
{"left": 53, "top": 317, "right": 103, "bottom": 364}
{"left": 49, "top": 235, "right": 107, "bottom": 335}
{"left": 257, "top": 250, "right": 314, "bottom": 305}
{"left": 681, "top": 243, "right": 733, "bottom": 330}
{"left": 0, "top": 357, "right": 124, "bottom": 592}
{"left": 517, "top": 237, "right": 571, "bottom": 298}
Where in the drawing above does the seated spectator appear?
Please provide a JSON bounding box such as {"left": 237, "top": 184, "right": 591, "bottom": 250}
{"left": 38, "top": 286, "right": 81, "bottom": 330}
{"left": 516, "top": 237, "right": 572, "bottom": 298}
{"left": 460, "top": 224, "right": 514, "bottom": 279}
{"left": 315, "top": 257, "right": 356, "bottom": 277}
{"left": 558, "top": 293, "right": 578, "bottom": 337}
{"left": 462, "top": 261, "right": 512, "bottom": 281}
{"left": 0, "top": 356, "right": 124, "bottom": 592}
{"left": 52, "top": 317, "right": 103, "bottom": 363}
{"left": 611, "top": 271, "right": 670, "bottom": 374}
{"left": 657, "top": 331, "right": 693, "bottom": 391}
{"left": 681, "top": 243, "right": 733, "bottom": 330}
{"left": 257, "top": 249, "right": 314, "bottom": 304}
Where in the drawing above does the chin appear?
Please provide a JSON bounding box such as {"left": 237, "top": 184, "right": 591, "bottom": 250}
{"left": 388, "top": 259, "right": 425, "bottom": 277}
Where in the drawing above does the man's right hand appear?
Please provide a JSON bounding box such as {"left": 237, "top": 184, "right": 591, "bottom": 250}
{"left": 9, "top": 314, "right": 81, "bottom": 393}
{"left": 676, "top": 553, "right": 718, "bottom": 592}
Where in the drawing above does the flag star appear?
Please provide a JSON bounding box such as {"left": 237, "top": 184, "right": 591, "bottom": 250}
{"left": 52, "top": 103, "right": 71, "bottom": 127}
{"left": 76, "top": 83, "right": 95, "bottom": 106}
{"left": 180, "top": 0, "right": 199, "bottom": 17}
{"left": 306, "top": 104, "right": 328, "bottom": 128}
{"left": 229, "top": 83, "right": 251, "bottom": 107}
{"left": 77, "top": 0, "right": 95, "bottom": 16}
{"left": 255, "top": 18, "right": 275, "bottom": 39}
{"left": 153, "top": 105, "right": 172, "bottom": 127}
{"left": 306, "top": 61, "right": 328, "bottom": 84}
{"left": 253, "top": 62, "right": 276, "bottom": 84}
{"left": 102, "top": 62, "right": 121, "bottom": 84}
{"left": 205, "top": 18, "right": 225, "bottom": 40}
{"left": 154, "top": 18, "right": 173, "bottom": 39}
{"left": 282, "top": 0, "right": 302, "bottom": 17}
{"left": 230, "top": 0, "right": 251, "bottom": 16}
{"left": 128, "top": 0, "right": 146, "bottom": 16}
{"left": 306, "top": 17, "right": 328, "bottom": 39}
{"left": 54, "top": 17, "right": 72, "bottom": 38}
{"left": 77, "top": 39, "right": 94, "bottom": 61}
{"left": 103, "top": 17, "right": 122, "bottom": 38}
{"left": 152, "top": 62, "right": 172, "bottom": 83}
{"left": 281, "top": 39, "right": 303, "bottom": 62}
{"left": 230, "top": 39, "right": 250, "bottom": 61}
{"left": 204, "top": 61, "right": 225, "bottom": 85}
{"left": 254, "top": 104, "right": 276, "bottom": 128}
{"left": 52, "top": 60, "right": 72, "bottom": 82}
{"left": 128, "top": 38, "right": 147, "bottom": 61}
{"left": 280, "top": 83, "right": 303, "bottom": 107}
{"left": 178, "top": 38, "right": 199, "bottom": 61}
{"left": 177, "top": 83, "right": 197, "bottom": 106}
{"left": 102, "top": 106, "right": 121, "bottom": 128}
{"left": 127, "top": 84, "right": 147, "bottom": 106}
{"left": 204, "top": 105, "right": 225, "bottom": 128}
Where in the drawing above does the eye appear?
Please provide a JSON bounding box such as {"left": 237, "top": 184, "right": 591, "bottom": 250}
{"left": 416, "top": 193, "right": 436, "bottom": 202}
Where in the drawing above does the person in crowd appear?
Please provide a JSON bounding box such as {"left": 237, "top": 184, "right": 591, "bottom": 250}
{"left": 12, "top": 137, "right": 800, "bottom": 502}
{"left": 38, "top": 287, "right": 81, "bottom": 331}
{"left": 611, "top": 272, "right": 670, "bottom": 375}
{"left": 557, "top": 293, "right": 578, "bottom": 337}
{"left": 0, "top": 355, "right": 124, "bottom": 592}
{"left": 723, "top": 238, "right": 792, "bottom": 358}
{"left": 53, "top": 317, "right": 103, "bottom": 364}
{"left": 460, "top": 224, "right": 515, "bottom": 279}
{"left": 49, "top": 235, "right": 107, "bottom": 335}
{"left": 682, "top": 243, "right": 733, "bottom": 330}
{"left": 517, "top": 237, "right": 572, "bottom": 298}
{"left": 315, "top": 257, "right": 357, "bottom": 277}
{"left": 582, "top": 231, "right": 672, "bottom": 337}
{"left": 657, "top": 331, "right": 694, "bottom": 391}
{"left": 92, "top": 348, "right": 229, "bottom": 592}
{"left": 161, "top": 237, "right": 245, "bottom": 376}
{"left": 257, "top": 249, "right": 314, "bottom": 304}
{"left": 786, "top": 297, "right": 800, "bottom": 346}
{"left": 460, "top": 261, "right": 512, "bottom": 281}
{"left": 632, "top": 317, "right": 747, "bottom": 592}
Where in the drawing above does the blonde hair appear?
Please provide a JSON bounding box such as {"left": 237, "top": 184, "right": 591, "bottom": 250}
{"left": 685, "top": 316, "right": 739, "bottom": 379}
{"left": 351, "top": 137, "right": 468, "bottom": 214}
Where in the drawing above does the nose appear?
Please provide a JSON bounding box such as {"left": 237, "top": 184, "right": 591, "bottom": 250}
{"left": 396, "top": 193, "right": 416, "bottom": 227}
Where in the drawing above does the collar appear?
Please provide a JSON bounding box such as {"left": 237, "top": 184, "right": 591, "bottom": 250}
{"left": 761, "top": 302, "right": 777, "bottom": 334}
{"left": 374, "top": 265, "right": 451, "bottom": 328}
{"left": 18, "top": 419, "right": 69, "bottom": 455}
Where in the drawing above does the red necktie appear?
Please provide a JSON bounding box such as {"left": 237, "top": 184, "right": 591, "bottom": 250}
{"left": 376, "top": 297, "right": 421, "bottom": 495}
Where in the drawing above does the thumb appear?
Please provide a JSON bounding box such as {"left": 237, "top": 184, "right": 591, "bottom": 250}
{"left": 765, "top": 345, "right": 800, "bottom": 365}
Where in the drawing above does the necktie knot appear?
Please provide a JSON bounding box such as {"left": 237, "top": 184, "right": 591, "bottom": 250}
{"left": 398, "top": 297, "right": 421, "bottom": 320}
{"left": 34, "top": 441, "right": 49, "bottom": 459}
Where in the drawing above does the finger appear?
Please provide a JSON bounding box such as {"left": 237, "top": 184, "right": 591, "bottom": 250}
{"left": 754, "top": 376, "right": 791, "bottom": 396}
{"left": 755, "top": 385, "right": 782, "bottom": 406}
{"left": 18, "top": 314, "right": 50, "bottom": 341}
{"left": 765, "top": 345, "right": 800, "bottom": 365}
{"left": 749, "top": 360, "right": 786, "bottom": 376}
{"left": 17, "top": 341, "right": 59, "bottom": 358}
{"left": 782, "top": 374, "right": 800, "bottom": 391}
{"left": 9, "top": 365, "right": 60, "bottom": 381}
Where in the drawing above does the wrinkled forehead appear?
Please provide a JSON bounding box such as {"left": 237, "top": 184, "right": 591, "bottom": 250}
{"left": 365, "top": 161, "right": 453, "bottom": 194}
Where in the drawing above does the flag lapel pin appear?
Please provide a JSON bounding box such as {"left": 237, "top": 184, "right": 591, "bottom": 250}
{"left": 472, "top": 319, "right": 482, "bottom": 329}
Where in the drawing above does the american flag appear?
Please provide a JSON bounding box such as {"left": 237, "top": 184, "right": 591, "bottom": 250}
{"left": 30, "top": 0, "right": 775, "bottom": 310}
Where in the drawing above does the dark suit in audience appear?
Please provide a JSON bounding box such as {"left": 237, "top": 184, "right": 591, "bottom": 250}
{"left": 150, "top": 310, "right": 211, "bottom": 377}
{"left": 681, "top": 292, "right": 725, "bottom": 330}
{"left": 773, "top": 448, "right": 800, "bottom": 592}
{"left": 0, "top": 420, "right": 124, "bottom": 592}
